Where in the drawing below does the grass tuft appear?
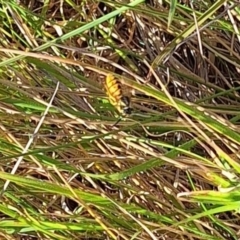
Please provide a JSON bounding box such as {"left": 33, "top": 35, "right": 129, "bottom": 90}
{"left": 0, "top": 0, "right": 240, "bottom": 239}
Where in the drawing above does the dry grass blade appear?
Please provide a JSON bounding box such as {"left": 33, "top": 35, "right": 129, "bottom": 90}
{"left": 1, "top": 82, "right": 60, "bottom": 195}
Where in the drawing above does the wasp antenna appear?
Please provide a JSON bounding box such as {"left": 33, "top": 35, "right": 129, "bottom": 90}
{"left": 111, "top": 117, "right": 122, "bottom": 128}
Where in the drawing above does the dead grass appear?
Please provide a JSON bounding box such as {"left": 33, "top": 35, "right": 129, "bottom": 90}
{"left": 0, "top": 0, "right": 240, "bottom": 239}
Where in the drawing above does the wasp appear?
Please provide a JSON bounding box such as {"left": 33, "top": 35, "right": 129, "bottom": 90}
{"left": 105, "top": 74, "right": 132, "bottom": 126}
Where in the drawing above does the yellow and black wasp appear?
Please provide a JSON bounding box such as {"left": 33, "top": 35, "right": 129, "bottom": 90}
{"left": 105, "top": 74, "right": 132, "bottom": 126}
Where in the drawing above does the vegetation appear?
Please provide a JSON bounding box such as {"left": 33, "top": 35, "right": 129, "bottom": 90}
{"left": 0, "top": 0, "right": 240, "bottom": 239}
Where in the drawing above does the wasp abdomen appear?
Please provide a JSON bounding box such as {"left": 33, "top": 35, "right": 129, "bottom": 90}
{"left": 105, "top": 74, "right": 132, "bottom": 116}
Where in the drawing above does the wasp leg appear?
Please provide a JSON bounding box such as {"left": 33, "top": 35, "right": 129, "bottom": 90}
{"left": 111, "top": 117, "right": 122, "bottom": 128}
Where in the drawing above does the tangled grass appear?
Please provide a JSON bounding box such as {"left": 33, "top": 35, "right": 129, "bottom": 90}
{"left": 0, "top": 0, "right": 240, "bottom": 239}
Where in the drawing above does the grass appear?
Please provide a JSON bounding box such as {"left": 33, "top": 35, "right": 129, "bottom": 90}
{"left": 0, "top": 0, "right": 240, "bottom": 239}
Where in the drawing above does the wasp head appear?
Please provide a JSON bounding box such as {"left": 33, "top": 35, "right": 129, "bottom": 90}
{"left": 120, "top": 96, "right": 132, "bottom": 116}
